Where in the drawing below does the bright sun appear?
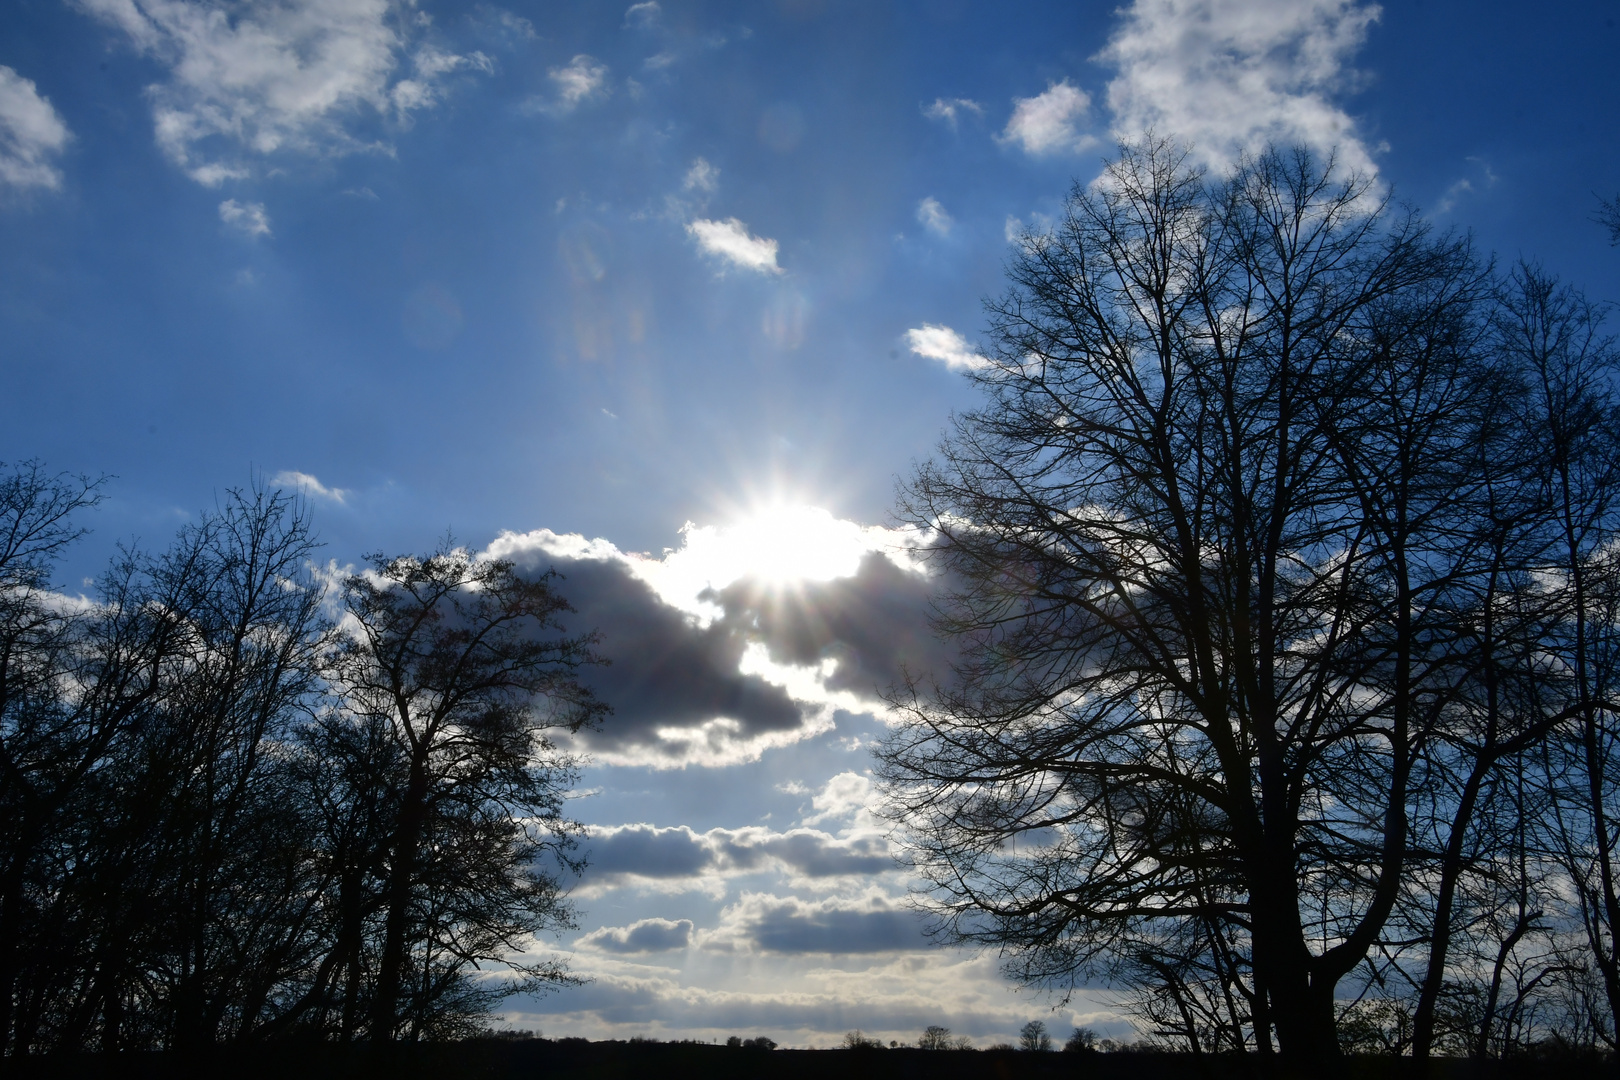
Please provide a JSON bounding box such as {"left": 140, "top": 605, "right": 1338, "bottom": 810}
{"left": 626, "top": 502, "right": 921, "bottom": 622}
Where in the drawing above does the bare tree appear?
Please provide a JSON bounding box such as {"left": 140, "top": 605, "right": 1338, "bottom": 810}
{"left": 878, "top": 138, "right": 1503, "bottom": 1068}
{"left": 325, "top": 546, "right": 606, "bottom": 1041}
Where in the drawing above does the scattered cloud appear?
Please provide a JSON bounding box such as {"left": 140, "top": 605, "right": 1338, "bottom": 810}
{"left": 0, "top": 66, "right": 71, "bottom": 192}
{"left": 905, "top": 324, "right": 988, "bottom": 372}
{"left": 686, "top": 217, "right": 782, "bottom": 274}
{"left": 999, "top": 80, "right": 1095, "bottom": 156}
{"left": 390, "top": 45, "right": 494, "bottom": 114}
{"left": 922, "top": 96, "right": 984, "bottom": 129}
{"left": 537, "top": 54, "right": 609, "bottom": 114}
{"left": 270, "top": 469, "right": 348, "bottom": 503}
{"left": 1099, "top": 0, "right": 1382, "bottom": 176}
{"left": 579, "top": 917, "right": 693, "bottom": 953}
{"left": 683, "top": 157, "right": 719, "bottom": 193}
{"left": 623, "top": 1, "right": 661, "bottom": 29}
{"left": 218, "top": 199, "right": 271, "bottom": 238}
{"left": 76, "top": 0, "right": 492, "bottom": 185}
{"left": 914, "top": 196, "right": 952, "bottom": 237}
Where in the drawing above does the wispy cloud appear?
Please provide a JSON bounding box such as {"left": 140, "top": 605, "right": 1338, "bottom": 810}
{"left": 75, "top": 0, "right": 491, "bottom": 185}
{"left": 686, "top": 217, "right": 782, "bottom": 274}
{"left": 905, "top": 324, "right": 987, "bottom": 372}
{"left": 623, "top": 1, "right": 661, "bottom": 29}
{"left": 218, "top": 199, "right": 271, "bottom": 238}
{"left": 271, "top": 469, "right": 348, "bottom": 503}
{"left": 1436, "top": 156, "right": 1497, "bottom": 215}
{"left": 999, "top": 80, "right": 1095, "bottom": 156}
{"left": 915, "top": 196, "right": 952, "bottom": 237}
{"left": 683, "top": 156, "right": 719, "bottom": 194}
{"left": 1099, "top": 0, "right": 1382, "bottom": 176}
{"left": 537, "top": 54, "right": 609, "bottom": 114}
{"left": 0, "top": 66, "right": 71, "bottom": 192}
{"left": 921, "top": 96, "right": 983, "bottom": 129}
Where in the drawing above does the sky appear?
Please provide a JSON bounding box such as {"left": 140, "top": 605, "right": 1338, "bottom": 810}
{"left": 3, "top": 0, "right": 1619, "bottom": 1049}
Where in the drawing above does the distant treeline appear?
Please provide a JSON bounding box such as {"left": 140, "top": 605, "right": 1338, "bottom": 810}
{"left": 0, "top": 468, "right": 605, "bottom": 1055}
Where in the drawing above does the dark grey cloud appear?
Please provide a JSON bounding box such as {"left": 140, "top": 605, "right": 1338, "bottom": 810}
{"left": 718, "top": 894, "right": 930, "bottom": 955}
{"left": 583, "top": 824, "right": 892, "bottom": 883}
{"left": 710, "top": 550, "right": 955, "bottom": 700}
{"left": 579, "top": 917, "right": 694, "bottom": 953}
{"left": 497, "top": 546, "right": 806, "bottom": 761}
{"left": 735, "top": 893, "right": 926, "bottom": 952}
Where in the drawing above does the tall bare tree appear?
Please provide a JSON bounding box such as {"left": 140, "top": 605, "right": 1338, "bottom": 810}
{"left": 879, "top": 138, "right": 1504, "bottom": 1070}
{"left": 326, "top": 546, "right": 606, "bottom": 1042}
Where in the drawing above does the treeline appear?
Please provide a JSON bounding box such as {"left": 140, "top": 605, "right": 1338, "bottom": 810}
{"left": 0, "top": 471, "right": 605, "bottom": 1055}
{"left": 881, "top": 140, "right": 1620, "bottom": 1066}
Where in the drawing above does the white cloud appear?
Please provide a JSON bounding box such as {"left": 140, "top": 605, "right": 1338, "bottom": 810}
{"left": 921, "top": 96, "right": 983, "bottom": 129}
{"left": 999, "top": 80, "right": 1095, "bottom": 156}
{"left": 541, "top": 54, "right": 609, "bottom": 114}
{"left": 0, "top": 66, "right": 71, "bottom": 192}
{"left": 623, "top": 1, "right": 661, "bottom": 29}
{"left": 76, "top": 0, "right": 490, "bottom": 185}
{"left": 270, "top": 469, "right": 348, "bottom": 503}
{"left": 683, "top": 156, "right": 719, "bottom": 193}
{"left": 914, "top": 196, "right": 952, "bottom": 237}
{"left": 686, "top": 217, "right": 781, "bottom": 274}
{"left": 1099, "top": 0, "right": 1382, "bottom": 176}
{"left": 905, "top": 324, "right": 988, "bottom": 373}
{"left": 218, "top": 198, "right": 270, "bottom": 238}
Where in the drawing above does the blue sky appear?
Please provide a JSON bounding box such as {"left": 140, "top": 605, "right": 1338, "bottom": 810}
{"left": 3, "top": 0, "right": 1619, "bottom": 1048}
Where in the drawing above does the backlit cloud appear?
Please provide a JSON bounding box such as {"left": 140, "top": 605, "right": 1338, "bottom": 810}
{"left": 686, "top": 217, "right": 782, "bottom": 274}
{"left": 77, "top": 0, "right": 490, "bottom": 185}
{"left": 999, "top": 80, "right": 1094, "bottom": 156}
{"left": 905, "top": 324, "right": 987, "bottom": 372}
{"left": 0, "top": 66, "right": 71, "bottom": 192}
{"left": 1099, "top": 0, "right": 1382, "bottom": 176}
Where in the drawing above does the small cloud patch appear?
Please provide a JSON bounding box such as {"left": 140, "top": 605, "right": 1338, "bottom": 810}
{"left": 270, "top": 470, "right": 348, "bottom": 504}
{"left": 999, "top": 80, "right": 1094, "bottom": 156}
{"left": 915, "top": 196, "right": 952, "bottom": 237}
{"left": 686, "top": 217, "right": 782, "bottom": 274}
{"left": 922, "top": 97, "right": 983, "bottom": 129}
{"left": 905, "top": 324, "right": 987, "bottom": 372}
{"left": 219, "top": 199, "right": 271, "bottom": 238}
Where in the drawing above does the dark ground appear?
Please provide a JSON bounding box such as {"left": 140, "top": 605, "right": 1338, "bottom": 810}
{"left": 5, "top": 1041, "right": 1615, "bottom": 1080}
